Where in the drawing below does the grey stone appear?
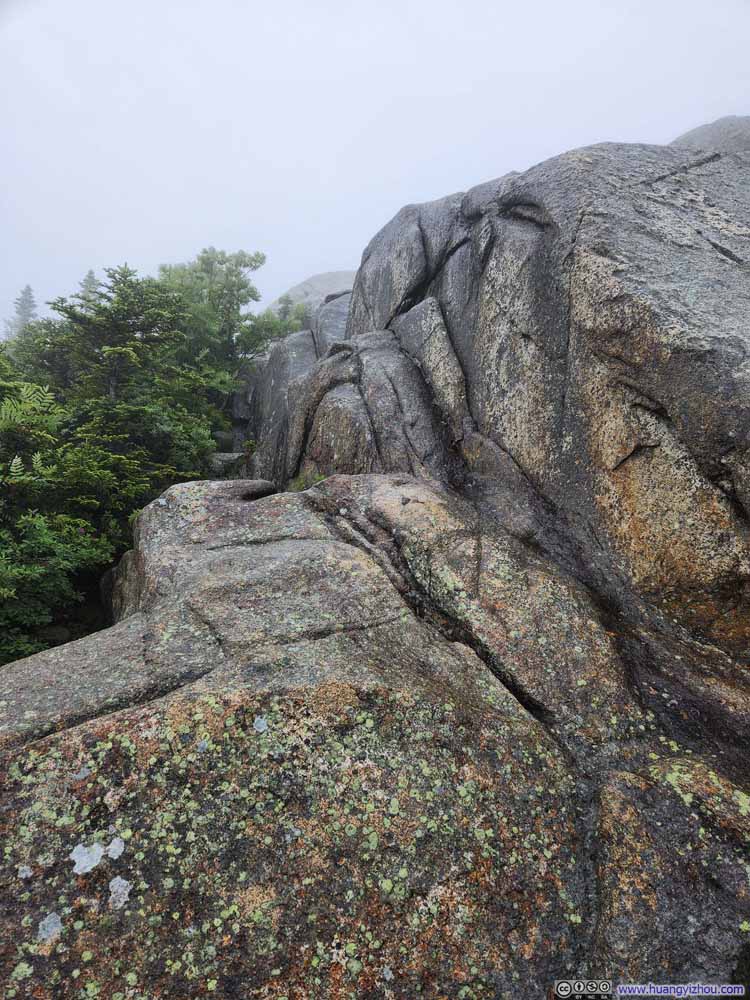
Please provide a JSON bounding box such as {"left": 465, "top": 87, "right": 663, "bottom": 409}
{"left": 208, "top": 452, "right": 248, "bottom": 477}
{"left": 265, "top": 270, "right": 356, "bottom": 317}
{"left": 245, "top": 330, "right": 319, "bottom": 483}
{"left": 311, "top": 290, "right": 352, "bottom": 356}
{"left": 211, "top": 430, "right": 235, "bottom": 451}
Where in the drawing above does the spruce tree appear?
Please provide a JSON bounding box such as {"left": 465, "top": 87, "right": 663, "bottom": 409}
{"left": 3, "top": 285, "right": 37, "bottom": 341}
{"left": 78, "top": 269, "right": 100, "bottom": 304}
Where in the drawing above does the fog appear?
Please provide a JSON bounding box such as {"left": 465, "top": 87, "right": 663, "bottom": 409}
{"left": 2, "top": 0, "right": 749, "bottom": 320}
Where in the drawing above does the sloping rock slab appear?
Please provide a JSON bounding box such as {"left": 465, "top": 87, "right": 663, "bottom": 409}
{"left": 2, "top": 476, "right": 750, "bottom": 996}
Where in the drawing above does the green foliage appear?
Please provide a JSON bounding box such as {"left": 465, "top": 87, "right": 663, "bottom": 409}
{"left": 287, "top": 469, "right": 327, "bottom": 492}
{"left": 276, "top": 292, "right": 311, "bottom": 330}
{"left": 0, "top": 513, "right": 112, "bottom": 662}
{"left": 0, "top": 351, "right": 114, "bottom": 662}
{"left": 159, "top": 247, "right": 266, "bottom": 368}
{"left": 47, "top": 264, "right": 189, "bottom": 404}
{"left": 0, "top": 249, "right": 282, "bottom": 665}
{"left": 0, "top": 381, "right": 61, "bottom": 451}
{"left": 241, "top": 299, "right": 311, "bottom": 352}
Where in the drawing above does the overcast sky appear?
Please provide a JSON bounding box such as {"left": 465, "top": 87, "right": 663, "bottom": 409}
{"left": 1, "top": 0, "right": 749, "bottom": 321}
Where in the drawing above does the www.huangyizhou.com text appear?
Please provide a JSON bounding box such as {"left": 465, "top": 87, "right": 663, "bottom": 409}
{"left": 616, "top": 985, "right": 745, "bottom": 997}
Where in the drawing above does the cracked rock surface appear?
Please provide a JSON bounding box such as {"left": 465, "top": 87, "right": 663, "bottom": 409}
{"left": 3, "top": 121, "right": 750, "bottom": 997}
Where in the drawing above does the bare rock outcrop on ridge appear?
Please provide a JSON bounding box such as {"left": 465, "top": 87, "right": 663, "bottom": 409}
{"left": 2, "top": 121, "right": 750, "bottom": 998}
{"left": 671, "top": 113, "right": 750, "bottom": 153}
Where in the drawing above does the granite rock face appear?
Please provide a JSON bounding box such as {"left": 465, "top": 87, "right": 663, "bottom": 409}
{"left": 3, "top": 124, "right": 750, "bottom": 997}
{"left": 229, "top": 280, "right": 355, "bottom": 451}
{"left": 250, "top": 140, "right": 750, "bottom": 705}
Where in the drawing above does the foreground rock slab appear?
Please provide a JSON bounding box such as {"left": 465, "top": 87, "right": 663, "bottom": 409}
{"left": 2, "top": 476, "right": 750, "bottom": 997}
{"left": 1, "top": 478, "right": 583, "bottom": 998}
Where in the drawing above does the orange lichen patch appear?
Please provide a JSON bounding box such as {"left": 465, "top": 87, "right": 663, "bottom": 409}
{"left": 597, "top": 773, "right": 659, "bottom": 916}
{"left": 598, "top": 424, "right": 744, "bottom": 587}
{"left": 575, "top": 343, "right": 750, "bottom": 614}
{"left": 306, "top": 680, "right": 362, "bottom": 717}
{"left": 235, "top": 884, "right": 280, "bottom": 929}
{"left": 457, "top": 763, "right": 493, "bottom": 793}
{"left": 657, "top": 589, "right": 750, "bottom": 653}
{"left": 593, "top": 772, "right": 662, "bottom": 977}
{"left": 285, "top": 817, "right": 332, "bottom": 878}
{"left": 161, "top": 688, "right": 248, "bottom": 740}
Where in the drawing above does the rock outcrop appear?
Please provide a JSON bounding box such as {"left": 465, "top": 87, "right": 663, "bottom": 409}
{"left": 2, "top": 122, "right": 750, "bottom": 998}
{"left": 671, "top": 114, "right": 750, "bottom": 153}
{"left": 265, "top": 271, "right": 357, "bottom": 317}
{"left": 230, "top": 288, "right": 355, "bottom": 458}
{"left": 230, "top": 277, "right": 356, "bottom": 452}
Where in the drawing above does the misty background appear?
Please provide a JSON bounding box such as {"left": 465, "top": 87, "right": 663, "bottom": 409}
{"left": 2, "top": 0, "right": 749, "bottom": 322}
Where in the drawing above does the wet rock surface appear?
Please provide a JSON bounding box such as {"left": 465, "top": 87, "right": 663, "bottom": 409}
{"left": 3, "top": 124, "right": 750, "bottom": 997}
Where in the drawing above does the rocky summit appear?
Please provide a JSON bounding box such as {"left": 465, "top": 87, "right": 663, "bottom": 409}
{"left": 2, "top": 117, "right": 750, "bottom": 998}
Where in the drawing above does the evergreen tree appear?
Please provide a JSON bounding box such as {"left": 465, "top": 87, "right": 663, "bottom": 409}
{"left": 3, "top": 285, "right": 37, "bottom": 341}
{"left": 78, "top": 269, "right": 100, "bottom": 304}
{"left": 159, "top": 247, "right": 265, "bottom": 369}
{"left": 0, "top": 249, "right": 279, "bottom": 666}
{"left": 276, "top": 293, "right": 294, "bottom": 323}
{"left": 50, "top": 264, "right": 186, "bottom": 404}
{"left": 0, "top": 346, "right": 113, "bottom": 662}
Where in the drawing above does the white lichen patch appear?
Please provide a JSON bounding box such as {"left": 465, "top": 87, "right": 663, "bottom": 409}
{"left": 37, "top": 912, "right": 63, "bottom": 942}
{"left": 70, "top": 842, "right": 105, "bottom": 874}
{"left": 106, "top": 836, "right": 125, "bottom": 859}
{"left": 108, "top": 876, "right": 132, "bottom": 910}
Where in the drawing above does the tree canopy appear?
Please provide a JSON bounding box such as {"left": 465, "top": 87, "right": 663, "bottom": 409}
{"left": 0, "top": 250, "right": 301, "bottom": 665}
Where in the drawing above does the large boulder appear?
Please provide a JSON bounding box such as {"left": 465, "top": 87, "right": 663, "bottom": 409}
{"left": 341, "top": 139, "right": 750, "bottom": 694}
{"left": 3, "top": 121, "right": 750, "bottom": 996}
{"left": 0, "top": 478, "right": 586, "bottom": 997}
{"left": 251, "top": 138, "right": 750, "bottom": 674}
{"left": 229, "top": 273, "right": 355, "bottom": 452}
{"left": 231, "top": 287, "right": 355, "bottom": 460}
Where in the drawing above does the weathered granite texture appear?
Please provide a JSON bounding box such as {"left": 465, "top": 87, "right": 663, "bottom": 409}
{"left": 249, "top": 136, "right": 750, "bottom": 727}
{"left": 2, "top": 122, "right": 750, "bottom": 997}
